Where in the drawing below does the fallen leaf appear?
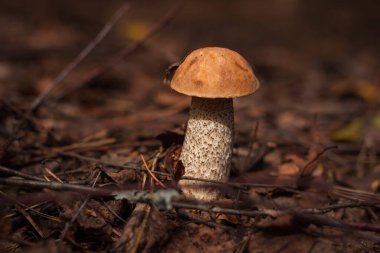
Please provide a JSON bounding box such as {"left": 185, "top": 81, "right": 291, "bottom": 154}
{"left": 371, "top": 180, "right": 380, "bottom": 192}
{"left": 278, "top": 162, "right": 299, "bottom": 176}
{"left": 371, "top": 113, "right": 380, "bottom": 130}
{"left": 85, "top": 208, "right": 97, "bottom": 218}
{"left": 331, "top": 118, "right": 363, "bottom": 142}
{"left": 331, "top": 79, "right": 380, "bottom": 103}
{"left": 119, "top": 20, "right": 150, "bottom": 41}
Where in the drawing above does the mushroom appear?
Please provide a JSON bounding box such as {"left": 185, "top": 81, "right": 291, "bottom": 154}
{"left": 169, "top": 47, "right": 260, "bottom": 201}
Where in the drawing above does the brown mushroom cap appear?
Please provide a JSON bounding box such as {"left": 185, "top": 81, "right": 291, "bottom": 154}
{"left": 170, "top": 47, "right": 259, "bottom": 98}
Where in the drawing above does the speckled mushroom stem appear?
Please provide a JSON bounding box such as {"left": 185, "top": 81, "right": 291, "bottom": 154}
{"left": 179, "top": 97, "right": 234, "bottom": 201}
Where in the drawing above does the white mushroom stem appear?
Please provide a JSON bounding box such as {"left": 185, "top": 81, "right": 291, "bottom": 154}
{"left": 179, "top": 97, "right": 233, "bottom": 201}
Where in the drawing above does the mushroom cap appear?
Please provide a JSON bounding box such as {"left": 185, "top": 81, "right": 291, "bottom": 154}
{"left": 170, "top": 47, "right": 260, "bottom": 98}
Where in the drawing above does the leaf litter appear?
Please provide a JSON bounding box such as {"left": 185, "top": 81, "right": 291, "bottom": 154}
{"left": 1, "top": 1, "right": 380, "bottom": 252}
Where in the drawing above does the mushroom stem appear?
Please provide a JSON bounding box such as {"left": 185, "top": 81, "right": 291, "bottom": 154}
{"left": 179, "top": 97, "right": 234, "bottom": 200}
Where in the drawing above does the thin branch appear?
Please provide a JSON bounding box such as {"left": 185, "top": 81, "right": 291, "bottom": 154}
{"left": 172, "top": 201, "right": 269, "bottom": 217}
{"left": 299, "top": 145, "right": 338, "bottom": 177}
{"left": 130, "top": 204, "right": 152, "bottom": 253}
{"left": 55, "top": 0, "right": 183, "bottom": 100}
{"left": 0, "top": 177, "right": 111, "bottom": 196}
{"left": 302, "top": 201, "right": 379, "bottom": 214}
{"left": 59, "top": 151, "right": 295, "bottom": 191}
{"left": 2, "top": 151, "right": 296, "bottom": 192}
{"left": 30, "top": 2, "right": 130, "bottom": 112}
{"left": 15, "top": 203, "right": 45, "bottom": 238}
{"left": 243, "top": 121, "right": 259, "bottom": 170}
{"left": 0, "top": 2, "right": 130, "bottom": 159}
{"left": 2, "top": 176, "right": 380, "bottom": 240}
{"left": 294, "top": 212, "right": 380, "bottom": 243}
{"left": 58, "top": 151, "right": 169, "bottom": 177}
{"left": 140, "top": 154, "right": 166, "bottom": 189}
{"left": 0, "top": 165, "right": 45, "bottom": 182}
{"left": 58, "top": 170, "right": 102, "bottom": 241}
{"left": 100, "top": 198, "right": 127, "bottom": 224}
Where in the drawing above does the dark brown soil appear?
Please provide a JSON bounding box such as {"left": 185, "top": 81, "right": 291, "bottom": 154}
{"left": 1, "top": 1, "right": 380, "bottom": 252}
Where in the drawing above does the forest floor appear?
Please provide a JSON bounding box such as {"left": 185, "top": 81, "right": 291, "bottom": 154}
{"left": 0, "top": 1, "right": 380, "bottom": 252}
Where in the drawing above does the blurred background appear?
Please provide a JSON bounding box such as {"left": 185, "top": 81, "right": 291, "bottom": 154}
{"left": 1, "top": 0, "right": 380, "bottom": 175}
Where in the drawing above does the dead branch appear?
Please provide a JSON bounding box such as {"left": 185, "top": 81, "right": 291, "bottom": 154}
{"left": 58, "top": 151, "right": 169, "bottom": 177}
{"left": 59, "top": 170, "right": 102, "bottom": 241}
{"left": 0, "top": 177, "right": 111, "bottom": 196}
{"left": 30, "top": 2, "right": 130, "bottom": 112}
{"left": 302, "top": 201, "right": 379, "bottom": 214}
{"left": 0, "top": 165, "right": 45, "bottom": 182}
{"left": 2, "top": 176, "right": 380, "bottom": 243}
{"left": 0, "top": 2, "right": 130, "bottom": 160}
{"left": 54, "top": 0, "right": 184, "bottom": 101}
{"left": 294, "top": 212, "right": 380, "bottom": 243}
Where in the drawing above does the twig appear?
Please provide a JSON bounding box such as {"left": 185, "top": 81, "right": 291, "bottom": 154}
{"left": 0, "top": 191, "right": 61, "bottom": 223}
{"left": 100, "top": 198, "right": 127, "bottom": 224}
{"left": 140, "top": 154, "right": 166, "bottom": 189}
{"left": 0, "top": 177, "right": 111, "bottom": 196}
{"left": 30, "top": 2, "right": 130, "bottom": 112}
{"left": 0, "top": 165, "right": 45, "bottom": 182}
{"left": 294, "top": 212, "right": 380, "bottom": 243}
{"left": 44, "top": 167, "right": 63, "bottom": 183}
{"left": 2, "top": 202, "right": 46, "bottom": 219}
{"left": 58, "top": 151, "right": 169, "bottom": 177}
{"left": 1, "top": 154, "right": 295, "bottom": 193}
{"left": 243, "top": 121, "right": 259, "bottom": 170}
{"left": 3, "top": 176, "right": 378, "bottom": 211}
{"left": 0, "top": 2, "right": 130, "bottom": 159}
{"left": 0, "top": 100, "right": 45, "bottom": 134}
{"left": 129, "top": 205, "right": 152, "bottom": 253}
{"left": 172, "top": 201, "right": 269, "bottom": 217}
{"left": 149, "top": 148, "right": 162, "bottom": 190}
{"left": 2, "top": 175, "right": 380, "bottom": 238}
{"left": 299, "top": 145, "right": 338, "bottom": 177}
{"left": 181, "top": 175, "right": 294, "bottom": 190}
{"left": 55, "top": 0, "right": 183, "bottom": 100}
{"left": 112, "top": 203, "right": 148, "bottom": 252}
{"left": 333, "top": 186, "right": 380, "bottom": 202}
{"left": 58, "top": 170, "right": 102, "bottom": 241}
{"left": 0, "top": 235, "right": 35, "bottom": 247}
{"left": 176, "top": 210, "right": 233, "bottom": 230}
{"left": 346, "top": 222, "right": 380, "bottom": 232}
{"left": 173, "top": 201, "right": 380, "bottom": 241}
{"left": 302, "top": 201, "right": 379, "bottom": 214}
{"left": 60, "top": 151, "right": 296, "bottom": 190}
{"left": 15, "top": 204, "right": 45, "bottom": 238}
